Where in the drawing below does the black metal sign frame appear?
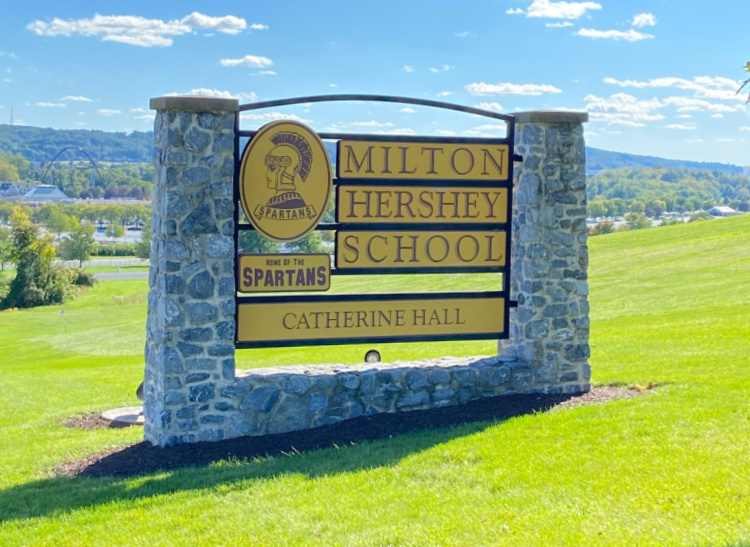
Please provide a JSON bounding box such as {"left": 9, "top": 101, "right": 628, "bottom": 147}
{"left": 232, "top": 94, "right": 518, "bottom": 349}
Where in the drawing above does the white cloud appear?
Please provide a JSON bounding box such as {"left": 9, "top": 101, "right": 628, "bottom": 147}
{"left": 374, "top": 128, "right": 416, "bottom": 135}
{"left": 166, "top": 88, "right": 258, "bottom": 102}
{"left": 98, "top": 109, "right": 121, "bottom": 116}
{"left": 0, "top": 51, "right": 17, "bottom": 59}
{"left": 220, "top": 55, "right": 273, "bottom": 68}
{"left": 399, "top": 107, "right": 416, "bottom": 114}
{"left": 329, "top": 83, "right": 337, "bottom": 88}
{"left": 584, "top": 93, "right": 665, "bottom": 126}
{"left": 60, "top": 95, "right": 92, "bottom": 102}
{"left": 506, "top": 8, "right": 524, "bottom": 15}
{"left": 134, "top": 114, "right": 154, "bottom": 121}
{"left": 403, "top": 65, "right": 415, "bottom": 73}
{"left": 462, "top": 130, "right": 497, "bottom": 137}
{"left": 471, "top": 124, "right": 506, "bottom": 133}
{"left": 741, "top": 127, "right": 750, "bottom": 131}
{"left": 240, "top": 112, "right": 311, "bottom": 123}
{"left": 131, "top": 107, "right": 148, "bottom": 113}
{"left": 351, "top": 120, "right": 394, "bottom": 127}
{"left": 577, "top": 28, "right": 653, "bottom": 41}
{"left": 602, "top": 76, "right": 743, "bottom": 101}
{"left": 434, "top": 129, "right": 456, "bottom": 136}
{"left": 258, "top": 70, "right": 276, "bottom": 76}
{"left": 662, "top": 96, "right": 745, "bottom": 113}
{"left": 27, "top": 12, "right": 247, "bottom": 47}
{"left": 711, "top": 113, "right": 724, "bottom": 118}
{"left": 527, "top": 0, "right": 601, "bottom": 19}
{"left": 249, "top": 23, "right": 268, "bottom": 30}
{"left": 718, "top": 138, "right": 744, "bottom": 142}
{"left": 546, "top": 22, "right": 574, "bottom": 28}
{"left": 666, "top": 124, "right": 696, "bottom": 130}
{"left": 37, "top": 102, "right": 66, "bottom": 107}
{"left": 476, "top": 102, "right": 504, "bottom": 112}
{"left": 632, "top": 13, "right": 657, "bottom": 27}
{"left": 466, "top": 82, "right": 562, "bottom": 96}
{"left": 430, "top": 67, "right": 439, "bottom": 74}
{"left": 437, "top": 91, "right": 453, "bottom": 97}
{"left": 454, "top": 31, "right": 475, "bottom": 38}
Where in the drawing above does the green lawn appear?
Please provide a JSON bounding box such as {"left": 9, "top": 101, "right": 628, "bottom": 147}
{"left": 0, "top": 215, "right": 749, "bottom": 545}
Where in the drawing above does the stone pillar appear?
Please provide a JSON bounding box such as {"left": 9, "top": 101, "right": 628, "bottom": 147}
{"left": 499, "top": 111, "right": 591, "bottom": 394}
{"left": 144, "top": 96, "right": 238, "bottom": 446}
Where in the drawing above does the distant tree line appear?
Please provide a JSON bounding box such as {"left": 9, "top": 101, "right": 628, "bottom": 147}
{"left": 587, "top": 167, "right": 750, "bottom": 218}
{"left": 0, "top": 150, "right": 153, "bottom": 200}
{"left": 0, "top": 125, "right": 153, "bottom": 163}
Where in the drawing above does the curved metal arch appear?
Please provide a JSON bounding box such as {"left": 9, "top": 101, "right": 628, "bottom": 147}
{"left": 238, "top": 94, "right": 514, "bottom": 123}
{"left": 42, "top": 146, "right": 99, "bottom": 185}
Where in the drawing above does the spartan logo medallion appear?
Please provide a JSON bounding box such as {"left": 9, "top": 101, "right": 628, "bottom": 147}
{"left": 240, "top": 120, "right": 332, "bottom": 242}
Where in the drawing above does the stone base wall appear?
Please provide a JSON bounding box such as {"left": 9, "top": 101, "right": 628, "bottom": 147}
{"left": 162, "top": 356, "right": 588, "bottom": 442}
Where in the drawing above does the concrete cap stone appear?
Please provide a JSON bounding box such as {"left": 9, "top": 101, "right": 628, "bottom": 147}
{"left": 150, "top": 95, "right": 239, "bottom": 112}
{"left": 512, "top": 111, "right": 588, "bottom": 124}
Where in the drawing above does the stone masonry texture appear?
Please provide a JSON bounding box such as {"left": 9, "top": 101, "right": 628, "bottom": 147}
{"left": 144, "top": 97, "right": 238, "bottom": 446}
{"left": 498, "top": 113, "right": 591, "bottom": 395}
{"left": 144, "top": 99, "right": 590, "bottom": 446}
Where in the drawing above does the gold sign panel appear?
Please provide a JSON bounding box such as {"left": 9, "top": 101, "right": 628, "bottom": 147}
{"left": 337, "top": 141, "right": 510, "bottom": 181}
{"left": 336, "top": 231, "right": 506, "bottom": 270}
{"left": 337, "top": 186, "right": 508, "bottom": 224}
{"left": 238, "top": 254, "right": 330, "bottom": 293}
{"left": 239, "top": 120, "right": 333, "bottom": 243}
{"left": 237, "top": 296, "right": 505, "bottom": 344}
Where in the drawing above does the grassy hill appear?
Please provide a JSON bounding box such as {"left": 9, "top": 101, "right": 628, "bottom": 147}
{"left": 0, "top": 213, "right": 749, "bottom": 544}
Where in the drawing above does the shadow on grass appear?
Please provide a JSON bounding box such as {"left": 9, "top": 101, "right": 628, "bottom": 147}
{"left": 0, "top": 392, "right": 575, "bottom": 523}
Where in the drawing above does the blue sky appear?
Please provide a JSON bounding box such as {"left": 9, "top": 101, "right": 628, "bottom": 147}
{"left": 1, "top": 1, "right": 748, "bottom": 165}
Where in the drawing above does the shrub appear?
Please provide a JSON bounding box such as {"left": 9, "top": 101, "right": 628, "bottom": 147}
{"left": 93, "top": 243, "right": 137, "bottom": 256}
{"left": 71, "top": 269, "right": 97, "bottom": 287}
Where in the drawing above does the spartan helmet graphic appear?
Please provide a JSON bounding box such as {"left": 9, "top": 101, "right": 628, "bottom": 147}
{"left": 264, "top": 132, "right": 313, "bottom": 193}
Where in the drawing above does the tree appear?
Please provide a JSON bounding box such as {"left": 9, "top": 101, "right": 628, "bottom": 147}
{"left": 588, "top": 221, "right": 615, "bottom": 236}
{"left": 134, "top": 218, "right": 152, "bottom": 260}
{"left": 625, "top": 212, "right": 651, "bottom": 230}
{"left": 1, "top": 207, "right": 70, "bottom": 309}
{"left": 45, "top": 207, "right": 77, "bottom": 241}
{"left": 59, "top": 222, "right": 97, "bottom": 268}
{"left": 238, "top": 230, "right": 280, "bottom": 254}
{"left": 0, "top": 228, "right": 12, "bottom": 271}
{"left": 105, "top": 222, "right": 125, "bottom": 243}
{"left": 688, "top": 211, "right": 714, "bottom": 223}
{"left": 286, "top": 231, "right": 323, "bottom": 253}
{"left": 738, "top": 61, "right": 750, "bottom": 103}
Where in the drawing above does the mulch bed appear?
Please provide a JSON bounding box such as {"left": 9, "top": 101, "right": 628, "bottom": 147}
{"left": 55, "top": 385, "right": 647, "bottom": 479}
{"left": 62, "top": 413, "right": 133, "bottom": 430}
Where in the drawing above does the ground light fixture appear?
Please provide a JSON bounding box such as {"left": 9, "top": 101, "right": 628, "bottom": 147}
{"left": 365, "top": 349, "right": 381, "bottom": 363}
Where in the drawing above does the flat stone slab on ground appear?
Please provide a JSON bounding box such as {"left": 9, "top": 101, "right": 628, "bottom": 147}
{"left": 101, "top": 406, "right": 145, "bottom": 426}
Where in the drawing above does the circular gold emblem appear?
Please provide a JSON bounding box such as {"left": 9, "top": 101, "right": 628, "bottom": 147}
{"left": 239, "top": 120, "right": 332, "bottom": 243}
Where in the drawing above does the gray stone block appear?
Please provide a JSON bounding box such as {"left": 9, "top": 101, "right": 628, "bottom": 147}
{"left": 187, "top": 271, "right": 215, "bottom": 300}
{"left": 185, "top": 302, "right": 218, "bottom": 325}
{"left": 186, "top": 372, "right": 210, "bottom": 384}
{"left": 184, "top": 129, "right": 211, "bottom": 153}
{"left": 339, "top": 373, "right": 360, "bottom": 390}
{"left": 396, "top": 391, "right": 430, "bottom": 409}
{"left": 180, "top": 204, "right": 218, "bottom": 236}
{"left": 240, "top": 386, "right": 280, "bottom": 412}
{"left": 189, "top": 383, "right": 215, "bottom": 403}
{"left": 306, "top": 392, "right": 329, "bottom": 414}
{"left": 269, "top": 397, "right": 309, "bottom": 434}
{"left": 220, "top": 379, "right": 251, "bottom": 399}
{"left": 283, "top": 375, "right": 312, "bottom": 394}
